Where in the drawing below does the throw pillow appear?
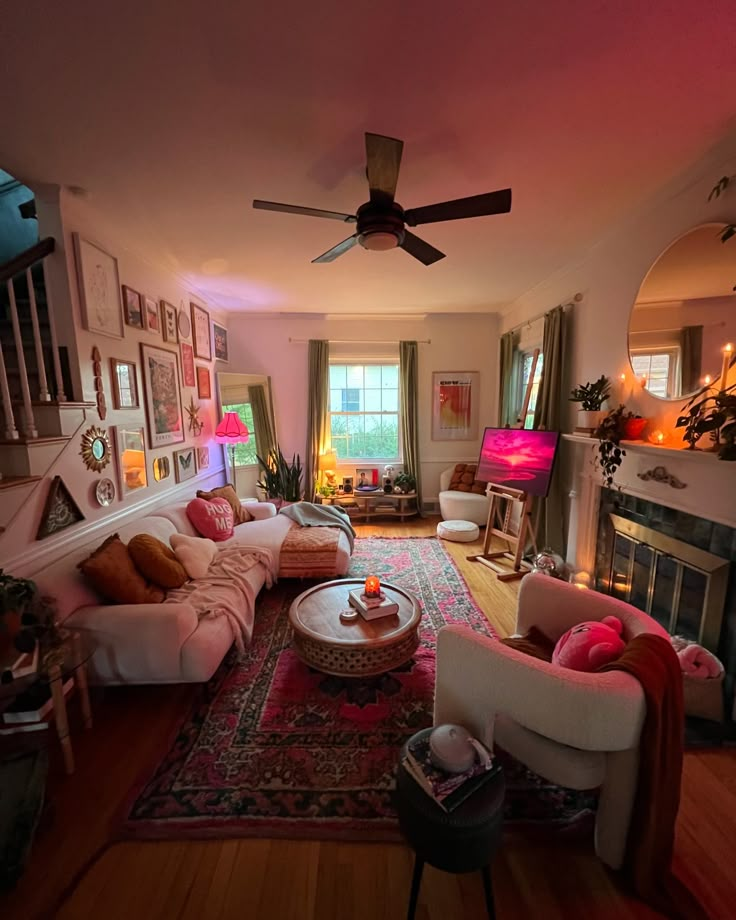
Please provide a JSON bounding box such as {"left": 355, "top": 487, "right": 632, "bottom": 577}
{"left": 128, "top": 533, "right": 188, "bottom": 589}
{"left": 448, "top": 463, "right": 488, "bottom": 495}
{"left": 186, "top": 496, "right": 235, "bottom": 541}
{"left": 247, "top": 502, "right": 277, "bottom": 520}
{"left": 196, "top": 484, "right": 250, "bottom": 525}
{"left": 170, "top": 533, "right": 218, "bottom": 579}
{"left": 77, "top": 534, "right": 164, "bottom": 604}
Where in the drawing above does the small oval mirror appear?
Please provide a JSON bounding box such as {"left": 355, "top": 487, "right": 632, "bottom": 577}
{"left": 91, "top": 438, "right": 106, "bottom": 461}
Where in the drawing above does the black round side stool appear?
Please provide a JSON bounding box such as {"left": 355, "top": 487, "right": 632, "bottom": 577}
{"left": 395, "top": 728, "right": 505, "bottom": 920}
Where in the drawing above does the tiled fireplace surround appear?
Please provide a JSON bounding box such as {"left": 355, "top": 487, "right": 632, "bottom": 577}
{"left": 564, "top": 436, "right": 736, "bottom": 715}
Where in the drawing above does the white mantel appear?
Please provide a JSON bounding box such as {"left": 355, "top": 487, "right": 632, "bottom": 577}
{"left": 562, "top": 434, "right": 736, "bottom": 575}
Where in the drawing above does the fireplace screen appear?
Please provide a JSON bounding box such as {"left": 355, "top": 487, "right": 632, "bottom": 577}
{"left": 598, "top": 514, "right": 728, "bottom": 651}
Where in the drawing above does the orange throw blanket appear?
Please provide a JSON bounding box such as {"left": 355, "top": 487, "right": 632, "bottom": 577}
{"left": 601, "top": 634, "right": 706, "bottom": 919}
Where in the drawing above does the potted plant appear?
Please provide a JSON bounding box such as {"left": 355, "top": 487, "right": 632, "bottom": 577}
{"left": 676, "top": 383, "right": 736, "bottom": 458}
{"left": 570, "top": 376, "right": 611, "bottom": 432}
{"left": 392, "top": 471, "right": 417, "bottom": 494}
{"left": 622, "top": 413, "right": 647, "bottom": 440}
{"left": 0, "top": 571, "right": 61, "bottom": 682}
{"left": 594, "top": 405, "right": 629, "bottom": 489}
{"left": 256, "top": 447, "right": 304, "bottom": 507}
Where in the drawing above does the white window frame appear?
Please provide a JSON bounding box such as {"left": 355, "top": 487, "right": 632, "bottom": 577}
{"left": 630, "top": 346, "right": 680, "bottom": 398}
{"left": 328, "top": 360, "right": 402, "bottom": 464}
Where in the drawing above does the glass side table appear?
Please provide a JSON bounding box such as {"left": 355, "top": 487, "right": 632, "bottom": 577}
{"left": 1, "top": 630, "right": 95, "bottom": 775}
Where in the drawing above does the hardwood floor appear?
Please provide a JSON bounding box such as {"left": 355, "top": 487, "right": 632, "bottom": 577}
{"left": 2, "top": 518, "right": 734, "bottom": 919}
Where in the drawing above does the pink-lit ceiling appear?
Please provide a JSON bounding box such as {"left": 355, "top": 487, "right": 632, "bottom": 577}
{"left": 2, "top": 0, "right": 735, "bottom": 314}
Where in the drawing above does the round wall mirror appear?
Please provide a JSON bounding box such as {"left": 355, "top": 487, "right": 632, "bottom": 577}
{"left": 80, "top": 425, "right": 111, "bottom": 473}
{"left": 629, "top": 223, "right": 736, "bottom": 400}
{"left": 153, "top": 456, "right": 170, "bottom": 481}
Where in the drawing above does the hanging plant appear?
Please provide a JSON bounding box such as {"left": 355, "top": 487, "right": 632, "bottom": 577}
{"left": 676, "top": 383, "right": 736, "bottom": 459}
{"left": 594, "top": 405, "right": 638, "bottom": 489}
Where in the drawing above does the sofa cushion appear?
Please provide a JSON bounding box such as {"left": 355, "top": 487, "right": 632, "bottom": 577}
{"left": 77, "top": 534, "right": 165, "bottom": 605}
{"left": 170, "top": 533, "right": 218, "bottom": 579}
{"left": 128, "top": 533, "right": 188, "bottom": 589}
{"left": 187, "top": 497, "right": 235, "bottom": 541}
{"left": 448, "top": 463, "right": 488, "bottom": 495}
{"left": 196, "top": 484, "right": 251, "bottom": 525}
{"left": 248, "top": 502, "right": 277, "bottom": 521}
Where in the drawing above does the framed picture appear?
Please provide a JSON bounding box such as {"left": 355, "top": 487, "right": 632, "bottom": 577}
{"left": 196, "top": 365, "right": 211, "bottom": 399}
{"left": 196, "top": 446, "right": 210, "bottom": 470}
{"left": 191, "top": 302, "right": 212, "bottom": 360}
{"left": 180, "top": 342, "right": 195, "bottom": 387}
{"left": 431, "top": 371, "right": 480, "bottom": 441}
{"left": 144, "top": 295, "right": 160, "bottom": 334}
{"left": 73, "top": 233, "right": 124, "bottom": 339}
{"left": 174, "top": 446, "right": 197, "bottom": 483}
{"left": 161, "top": 300, "right": 179, "bottom": 343}
{"left": 121, "top": 286, "right": 144, "bottom": 329}
{"left": 115, "top": 426, "right": 148, "bottom": 496}
{"left": 178, "top": 308, "right": 191, "bottom": 339}
{"left": 213, "top": 322, "right": 228, "bottom": 361}
{"left": 355, "top": 468, "right": 379, "bottom": 490}
{"left": 140, "top": 343, "right": 184, "bottom": 448}
{"left": 110, "top": 358, "right": 139, "bottom": 408}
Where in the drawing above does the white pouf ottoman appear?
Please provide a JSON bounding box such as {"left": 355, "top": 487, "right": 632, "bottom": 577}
{"left": 437, "top": 520, "right": 480, "bottom": 543}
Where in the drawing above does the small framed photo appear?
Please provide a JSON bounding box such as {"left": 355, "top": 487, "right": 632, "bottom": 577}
{"left": 213, "top": 322, "right": 228, "bottom": 361}
{"left": 161, "top": 300, "right": 179, "bottom": 343}
{"left": 110, "top": 358, "right": 139, "bottom": 409}
{"left": 355, "top": 468, "right": 379, "bottom": 490}
{"left": 173, "top": 446, "right": 197, "bottom": 483}
{"left": 196, "top": 446, "right": 210, "bottom": 470}
{"left": 73, "top": 233, "right": 124, "bottom": 339}
{"left": 122, "top": 285, "right": 145, "bottom": 330}
{"left": 115, "top": 426, "right": 148, "bottom": 496}
{"left": 191, "top": 302, "right": 212, "bottom": 360}
{"left": 196, "top": 365, "right": 211, "bottom": 399}
{"left": 180, "top": 342, "right": 195, "bottom": 387}
{"left": 144, "top": 295, "right": 160, "bottom": 334}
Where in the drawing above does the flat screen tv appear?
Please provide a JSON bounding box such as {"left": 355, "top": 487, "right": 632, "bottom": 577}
{"left": 476, "top": 428, "right": 560, "bottom": 498}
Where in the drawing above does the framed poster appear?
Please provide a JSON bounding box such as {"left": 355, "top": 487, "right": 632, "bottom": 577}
{"left": 73, "top": 233, "right": 124, "bottom": 338}
{"left": 174, "top": 446, "right": 197, "bottom": 483}
{"left": 196, "top": 365, "right": 211, "bottom": 399}
{"left": 180, "top": 342, "right": 195, "bottom": 387}
{"left": 213, "top": 322, "right": 228, "bottom": 361}
{"left": 191, "top": 302, "right": 212, "bottom": 360}
{"left": 144, "top": 295, "right": 160, "bottom": 334}
{"left": 160, "top": 300, "right": 179, "bottom": 343}
{"left": 140, "top": 343, "right": 184, "bottom": 448}
{"left": 122, "top": 285, "right": 144, "bottom": 329}
{"left": 431, "top": 371, "right": 480, "bottom": 441}
{"left": 110, "top": 358, "right": 139, "bottom": 408}
{"left": 115, "top": 426, "right": 148, "bottom": 496}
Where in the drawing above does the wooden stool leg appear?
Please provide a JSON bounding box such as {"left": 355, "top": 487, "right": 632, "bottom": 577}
{"left": 407, "top": 855, "right": 424, "bottom": 920}
{"left": 481, "top": 865, "right": 496, "bottom": 920}
{"left": 73, "top": 634, "right": 93, "bottom": 730}
{"left": 49, "top": 663, "right": 74, "bottom": 775}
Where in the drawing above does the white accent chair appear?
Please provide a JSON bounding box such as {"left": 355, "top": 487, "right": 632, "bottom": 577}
{"left": 438, "top": 466, "right": 490, "bottom": 526}
{"left": 434, "top": 575, "right": 670, "bottom": 869}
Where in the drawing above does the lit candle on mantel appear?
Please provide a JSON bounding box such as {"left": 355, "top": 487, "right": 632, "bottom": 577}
{"left": 364, "top": 575, "right": 381, "bottom": 598}
{"left": 720, "top": 343, "right": 734, "bottom": 391}
{"left": 703, "top": 374, "right": 713, "bottom": 387}
{"left": 648, "top": 430, "right": 666, "bottom": 446}
{"left": 639, "top": 373, "right": 647, "bottom": 388}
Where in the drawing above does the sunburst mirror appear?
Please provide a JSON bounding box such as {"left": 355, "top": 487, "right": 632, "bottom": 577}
{"left": 80, "top": 425, "right": 111, "bottom": 473}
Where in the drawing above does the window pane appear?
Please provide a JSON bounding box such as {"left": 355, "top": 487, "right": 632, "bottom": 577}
{"left": 382, "top": 389, "right": 398, "bottom": 412}
{"left": 329, "top": 365, "right": 346, "bottom": 388}
{"left": 381, "top": 365, "right": 398, "bottom": 388}
{"left": 346, "top": 365, "right": 363, "bottom": 388}
{"left": 328, "top": 363, "right": 400, "bottom": 460}
{"left": 342, "top": 388, "right": 361, "bottom": 412}
{"left": 363, "top": 389, "right": 381, "bottom": 411}
{"left": 330, "top": 388, "right": 343, "bottom": 412}
{"left": 364, "top": 366, "right": 381, "bottom": 388}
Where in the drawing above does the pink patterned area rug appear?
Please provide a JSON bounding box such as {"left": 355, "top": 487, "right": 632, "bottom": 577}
{"left": 121, "top": 537, "right": 596, "bottom": 842}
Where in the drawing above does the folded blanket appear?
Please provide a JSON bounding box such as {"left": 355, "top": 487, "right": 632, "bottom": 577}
{"left": 279, "top": 501, "right": 356, "bottom": 552}
{"left": 677, "top": 643, "right": 723, "bottom": 679}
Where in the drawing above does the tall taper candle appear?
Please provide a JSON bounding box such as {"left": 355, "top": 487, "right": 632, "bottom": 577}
{"left": 720, "top": 343, "right": 734, "bottom": 391}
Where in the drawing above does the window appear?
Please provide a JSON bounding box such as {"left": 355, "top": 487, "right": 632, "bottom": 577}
{"left": 518, "top": 351, "right": 544, "bottom": 429}
{"left": 220, "top": 401, "right": 258, "bottom": 465}
{"left": 329, "top": 363, "right": 400, "bottom": 460}
{"left": 630, "top": 349, "right": 679, "bottom": 399}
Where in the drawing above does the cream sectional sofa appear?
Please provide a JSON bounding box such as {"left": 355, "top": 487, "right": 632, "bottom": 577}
{"left": 35, "top": 501, "right": 352, "bottom": 686}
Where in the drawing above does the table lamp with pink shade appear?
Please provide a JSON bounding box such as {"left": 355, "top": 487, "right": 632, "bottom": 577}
{"left": 215, "top": 411, "right": 250, "bottom": 484}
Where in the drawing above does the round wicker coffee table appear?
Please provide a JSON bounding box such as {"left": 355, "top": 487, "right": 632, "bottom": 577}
{"left": 288, "top": 579, "right": 422, "bottom": 677}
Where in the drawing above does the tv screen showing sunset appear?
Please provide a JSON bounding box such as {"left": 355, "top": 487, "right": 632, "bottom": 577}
{"left": 476, "top": 428, "right": 560, "bottom": 497}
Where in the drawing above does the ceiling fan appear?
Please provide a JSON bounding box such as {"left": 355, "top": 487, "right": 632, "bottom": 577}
{"left": 253, "top": 132, "right": 512, "bottom": 265}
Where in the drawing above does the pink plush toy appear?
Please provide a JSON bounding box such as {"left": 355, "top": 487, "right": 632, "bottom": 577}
{"left": 552, "top": 616, "right": 626, "bottom": 672}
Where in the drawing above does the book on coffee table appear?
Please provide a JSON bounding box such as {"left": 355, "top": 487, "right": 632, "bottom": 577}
{"left": 348, "top": 589, "right": 399, "bottom": 619}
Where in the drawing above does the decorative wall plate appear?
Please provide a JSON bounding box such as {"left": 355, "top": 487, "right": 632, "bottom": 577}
{"left": 178, "top": 308, "right": 191, "bottom": 339}
{"left": 95, "top": 478, "right": 116, "bottom": 506}
{"left": 80, "top": 425, "right": 112, "bottom": 472}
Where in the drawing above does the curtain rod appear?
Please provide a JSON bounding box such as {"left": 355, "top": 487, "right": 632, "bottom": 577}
{"left": 505, "top": 293, "right": 583, "bottom": 335}
{"left": 288, "top": 337, "right": 431, "bottom": 345}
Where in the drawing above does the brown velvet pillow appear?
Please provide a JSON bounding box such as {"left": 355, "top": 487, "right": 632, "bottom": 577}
{"left": 448, "top": 463, "right": 488, "bottom": 495}
{"left": 196, "top": 484, "right": 250, "bottom": 525}
{"left": 500, "top": 626, "right": 555, "bottom": 662}
{"left": 128, "top": 533, "right": 188, "bottom": 589}
{"left": 77, "top": 534, "right": 165, "bottom": 605}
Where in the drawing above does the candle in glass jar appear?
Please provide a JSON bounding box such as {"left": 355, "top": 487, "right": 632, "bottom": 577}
{"left": 364, "top": 575, "right": 381, "bottom": 597}
{"left": 648, "top": 429, "right": 665, "bottom": 445}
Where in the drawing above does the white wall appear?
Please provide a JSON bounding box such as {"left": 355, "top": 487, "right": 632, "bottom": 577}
{"left": 226, "top": 313, "right": 499, "bottom": 500}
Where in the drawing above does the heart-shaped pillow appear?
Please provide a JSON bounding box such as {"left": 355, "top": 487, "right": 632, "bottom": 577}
{"left": 186, "top": 496, "right": 234, "bottom": 542}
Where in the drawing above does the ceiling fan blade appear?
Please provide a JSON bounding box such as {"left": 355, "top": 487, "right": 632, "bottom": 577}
{"left": 253, "top": 200, "right": 356, "bottom": 222}
{"left": 365, "top": 133, "right": 404, "bottom": 203}
{"left": 312, "top": 234, "right": 359, "bottom": 263}
{"left": 399, "top": 230, "right": 446, "bottom": 266}
{"left": 404, "top": 188, "right": 512, "bottom": 226}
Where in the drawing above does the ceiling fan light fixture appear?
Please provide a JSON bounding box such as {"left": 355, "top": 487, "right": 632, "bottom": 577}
{"left": 359, "top": 231, "right": 399, "bottom": 251}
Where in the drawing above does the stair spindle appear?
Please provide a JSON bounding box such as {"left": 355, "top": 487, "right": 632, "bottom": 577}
{"left": 7, "top": 277, "right": 38, "bottom": 438}
{"left": 0, "top": 335, "right": 19, "bottom": 440}
{"left": 41, "top": 259, "right": 66, "bottom": 402}
{"left": 26, "top": 267, "right": 50, "bottom": 401}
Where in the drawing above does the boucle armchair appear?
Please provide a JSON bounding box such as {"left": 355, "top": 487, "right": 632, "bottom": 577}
{"left": 434, "top": 575, "right": 669, "bottom": 869}
{"left": 438, "top": 465, "right": 490, "bottom": 526}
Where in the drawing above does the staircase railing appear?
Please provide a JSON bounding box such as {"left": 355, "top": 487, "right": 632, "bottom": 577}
{"left": 0, "top": 237, "right": 65, "bottom": 440}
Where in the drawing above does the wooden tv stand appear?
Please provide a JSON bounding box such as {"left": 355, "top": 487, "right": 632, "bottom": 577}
{"left": 321, "top": 490, "right": 418, "bottom": 522}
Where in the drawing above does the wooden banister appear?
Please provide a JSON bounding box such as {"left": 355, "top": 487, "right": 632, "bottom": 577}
{"left": 0, "top": 237, "right": 55, "bottom": 283}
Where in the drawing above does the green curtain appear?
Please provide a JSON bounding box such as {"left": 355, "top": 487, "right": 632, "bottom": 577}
{"left": 249, "top": 384, "right": 276, "bottom": 462}
{"left": 680, "top": 325, "right": 703, "bottom": 394}
{"left": 532, "top": 305, "right": 568, "bottom": 552}
{"left": 498, "top": 329, "right": 520, "bottom": 426}
{"left": 306, "top": 340, "right": 329, "bottom": 502}
{"left": 399, "top": 341, "right": 422, "bottom": 512}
